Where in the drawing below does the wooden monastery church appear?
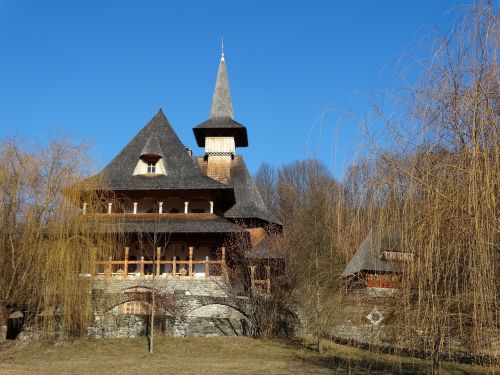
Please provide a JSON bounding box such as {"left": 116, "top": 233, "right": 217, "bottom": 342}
{"left": 84, "top": 48, "right": 282, "bottom": 310}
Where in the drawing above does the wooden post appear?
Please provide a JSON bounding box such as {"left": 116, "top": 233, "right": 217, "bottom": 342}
{"left": 105, "top": 257, "right": 112, "bottom": 277}
{"left": 158, "top": 202, "right": 163, "bottom": 214}
{"left": 188, "top": 246, "right": 193, "bottom": 276}
{"left": 205, "top": 256, "right": 209, "bottom": 277}
{"left": 250, "top": 265, "right": 256, "bottom": 291}
{"left": 140, "top": 256, "right": 144, "bottom": 277}
{"left": 209, "top": 201, "right": 214, "bottom": 214}
{"left": 172, "top": 256, "right": 177, "bottom": 276}
{"left": 266, "top": 265, "right": 271, "bottom": 294}
{"left": 107, "top": 202, "right": 112, "bottom": 214}
{"left": 82, "top": 202, "right": 87, "bottom": 214}
{"left": 124, "top": 247, "right": 129, "bottom": 277}
{"left": 156, "top": 247, "right": 161, "bottom": 276}
{"left": 133, "top": 202, "right": 138, "bottom": 214}
{"left": 221, "top": 246, "right": 227, "bottom": 276}
{"left": 184, "top": 201, "right": 189, "bottom": 214}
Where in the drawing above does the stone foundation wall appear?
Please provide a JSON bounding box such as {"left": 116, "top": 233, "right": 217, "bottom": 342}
{"left": 88, "top": 277, "right": 252, "bottom": 338}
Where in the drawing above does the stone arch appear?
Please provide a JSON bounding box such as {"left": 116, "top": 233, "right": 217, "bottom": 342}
{"left": 102, "top": 286, "right": 160, "bottom": 312}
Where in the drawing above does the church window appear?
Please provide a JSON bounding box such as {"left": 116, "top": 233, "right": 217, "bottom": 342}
{"left": 147, "top": 161, "right": 156, "bottom": 174}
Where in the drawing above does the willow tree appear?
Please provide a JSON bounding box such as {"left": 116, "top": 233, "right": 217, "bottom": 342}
{"left": 0, "top": 137, "right": 117, "bottom": 339}
{"left": 365, "top": 1, "right": 499, "bottom": 366}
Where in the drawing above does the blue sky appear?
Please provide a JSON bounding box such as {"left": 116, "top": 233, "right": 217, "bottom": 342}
{"left": 0, "top": 1, "right": 467, "bottom": 179}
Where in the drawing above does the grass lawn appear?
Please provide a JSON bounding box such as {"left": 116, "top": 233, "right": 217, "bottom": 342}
{"left": 0, "top": 337, "right": 495, "bottom": 375}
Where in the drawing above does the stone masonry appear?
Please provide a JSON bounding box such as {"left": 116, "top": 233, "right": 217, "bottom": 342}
{"left": 88, "top": 277, "right": 252, "bottom": 338}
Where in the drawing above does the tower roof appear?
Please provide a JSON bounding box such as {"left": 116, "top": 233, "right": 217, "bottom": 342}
{"left": 193, "top": 53, "right": 248, "bottom": 147}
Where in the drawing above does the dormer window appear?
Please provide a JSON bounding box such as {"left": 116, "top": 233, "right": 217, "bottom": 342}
{"left": 147, "top": 161, "right": 156, "bottom": 174}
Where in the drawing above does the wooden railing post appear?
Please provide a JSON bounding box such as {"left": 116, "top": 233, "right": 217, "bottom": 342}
{"left": 266, "top": 265, "right": 271, "bottom": 294}
{"left": 221, "top": 246, "right": 227, "bottom": 276}
{"left": 188, "top": 246, "right": 193, "bottom": 276}
{"left": 124, "top": 247, "right": 129, "bottom": 277}
{"left": 140, "top": 256, "right": 144, "bottom": 277}
{"left": 205, "top": 256, "right": 209, "bottom": 277}
{"left": 156, "top": 247, "right": 161, "bottom": 276}
{"left": 172, "top": 256, "right": 177, "bottom": 276}
{"left": 250, "top": 265, "right": 256, "bottom": 291}
{"left": 105, "top": 257, "right": 112, "bottom": 277}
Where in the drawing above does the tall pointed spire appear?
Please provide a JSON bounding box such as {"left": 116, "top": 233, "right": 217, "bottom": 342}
{"left": 210, "top": 43, "right": 233, "bottom": 120}
{"left": 193, "top": 45, "right": 248, "bottom": 148}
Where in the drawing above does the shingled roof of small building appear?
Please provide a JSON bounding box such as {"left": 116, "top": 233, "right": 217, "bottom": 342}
{"left": 193, "top": 54, "right": 248, "bottom": 147}
{"left": 341, "top": 228, "right": 403, "bottom": 277}
{"left": 91, "top": 109, "right": 230, "bottom": 191}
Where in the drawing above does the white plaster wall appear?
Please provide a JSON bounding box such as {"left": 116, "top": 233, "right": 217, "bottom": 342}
{"left": 132, "top": 158, "right": 167, "bottom": 176}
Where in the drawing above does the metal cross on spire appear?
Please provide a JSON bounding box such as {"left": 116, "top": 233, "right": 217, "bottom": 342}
{"left": 221, "top": 36, "right": 225, "bottom": 61}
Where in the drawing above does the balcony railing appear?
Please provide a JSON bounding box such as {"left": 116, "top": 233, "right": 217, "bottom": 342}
{"left": 94, "top": 246, "right": 227, "bottom": 279}
{"left": 95, "top": 256, "right": 227, "bottom": 278}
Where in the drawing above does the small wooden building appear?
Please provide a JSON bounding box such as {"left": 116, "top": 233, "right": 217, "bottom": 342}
{"left": 341, "top": 228, "right": 412, "bottom": 296}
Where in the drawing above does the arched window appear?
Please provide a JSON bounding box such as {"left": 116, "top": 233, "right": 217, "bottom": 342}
{"left": 188, "top": 198, "right": 211, "bottom": 213}
{"left": 165, "top": 197, "right": 184, "bottom": 213}
{"left": 136, "top": 197, "right": 158, "bottom": 214}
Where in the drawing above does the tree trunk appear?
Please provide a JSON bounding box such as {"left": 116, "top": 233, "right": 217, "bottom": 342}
{"left": 0, "top": 305, "right": 8, "bottom": 342}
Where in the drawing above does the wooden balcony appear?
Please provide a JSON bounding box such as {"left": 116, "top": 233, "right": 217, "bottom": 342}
{"left": 94, "top": 246, "right": 227, "bottom": 279}
{"left": 95, "top": 257, "right": 226, "bottom": 278}
{"left": 250, "top": 265, "right": 271, "bottom": 294}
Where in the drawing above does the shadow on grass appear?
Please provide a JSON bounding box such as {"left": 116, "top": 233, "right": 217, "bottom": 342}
{"left": 280, "top": 339, "right": 481, "bottom": 375}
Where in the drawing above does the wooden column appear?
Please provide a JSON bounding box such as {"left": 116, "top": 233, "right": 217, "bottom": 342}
{"left": 266, "top": 265, "right": 271, "bottom": 294}
{"left": 221, "top": 246, "right": 227, "bottom": 276}
{"left": 205, "top": 256, "right": 209, "bottom": 277}
{"left": 124, "top": 247, "right": 129, "bottom": 277}
{"left": 172, "top": 256, "right": 177, "bottom": 276}
{"left": 209, "top": 201, "right": 214, "bottom": 214}
{"left": 107, "top": 202, "right": 112, "bottom": 214}
{"left": 156, "top": 247, "right": 161, "bottom": 276}
{"left": 140, "top": 256, "right": 144, "bottom": 277}
{"left": 82, "top": 202, "right": 87, "bottom": 214}
{"left": 105, "top": 257, "right": 112, "bottom": 277}
{"left": 158, "top": 202, "right": 163, "bottom": 214}
{"left": 184, "top": 201, "right": 189, "bottom": 214}
{"left": 188, "top": 246, "right": 193, "bottom": 276}
{"left": 133, "top": 202, "right": 138, "bottom": 214}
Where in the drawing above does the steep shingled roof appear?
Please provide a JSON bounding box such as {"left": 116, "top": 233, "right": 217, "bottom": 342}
{"left": 193, "top": 56, "right": 248, "bottom": 147}
{"left": 245, "top": 236, "right": 284, "bottom": 259}
{"left": 92, "top": 109, "right": 230, "bottom": 191}
{"left": 341, "top": 228, "right": 403, "bottom": 277}
{"left": 224, "top": 156, "right": 281, "bottom": 227}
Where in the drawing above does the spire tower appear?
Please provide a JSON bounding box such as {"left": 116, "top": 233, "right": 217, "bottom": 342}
{"left": 193, "top": 44, "right": 248, "bottom": 148}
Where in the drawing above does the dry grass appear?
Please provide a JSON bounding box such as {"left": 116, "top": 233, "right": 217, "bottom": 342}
{"left": 0, "top": 337, "right": 494, "bottom": 375}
